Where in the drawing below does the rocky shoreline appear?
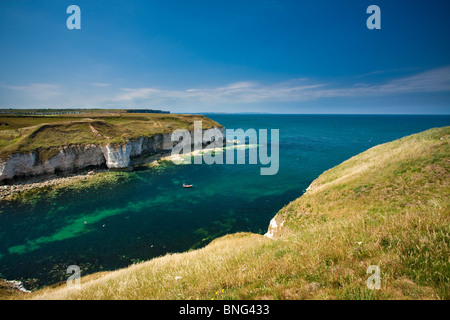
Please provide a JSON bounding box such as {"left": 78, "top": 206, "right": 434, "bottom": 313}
{"left": 0, "top": 139, "right": 231, "bottom": 201}
{"left": 0, "top": 149, "right": 190, "bottom": 201}
{"left": 0, "top": 168, "right": 109, "bottom": 201}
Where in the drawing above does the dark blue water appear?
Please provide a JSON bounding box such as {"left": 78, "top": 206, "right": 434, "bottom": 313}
{"left": 0, "top": 115, "right": 448, "bottom": 289}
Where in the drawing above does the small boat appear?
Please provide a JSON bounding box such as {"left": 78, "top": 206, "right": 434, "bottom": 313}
{"left": 183, "top": 183, "right": 193, "bottom": 188}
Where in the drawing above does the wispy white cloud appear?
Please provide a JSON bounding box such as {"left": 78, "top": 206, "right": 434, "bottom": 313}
{"left": 91, "top": 82, "right": 111, "bottom": 87}
{"left": 111, "top": 66, "right": 450, "bottom": 106}
{"left": 116, "top": 79, "right": 325, "bottom": 104}
{"left": 376, "top": 66, "right": 450, "bottom": 93}
{"left": 3, "top": 83, "right": 62, "bottom": 100}
{"left": 2, "top": 66, "right": 449, "bottom": 109}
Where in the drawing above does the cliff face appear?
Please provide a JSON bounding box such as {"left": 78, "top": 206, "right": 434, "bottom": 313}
{"left": 98, "top": 133, "right": 175, "bottom": 169}
{"left": 0, "top": 128, "right": 224, "bottom": 182}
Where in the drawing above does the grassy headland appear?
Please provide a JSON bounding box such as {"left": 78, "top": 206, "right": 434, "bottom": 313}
{"left": 16, "top": 126, "right": 448, "bottom": 300}
{"left": 0, "top": 111, "right": 222, "bottom": 161}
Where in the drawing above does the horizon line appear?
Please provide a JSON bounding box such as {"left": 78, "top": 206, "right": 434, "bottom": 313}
{"left": 0, "top": 108, "right": 449, "bottom": 116}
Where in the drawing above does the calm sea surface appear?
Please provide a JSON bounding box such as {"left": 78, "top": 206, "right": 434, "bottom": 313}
{"left": 0, "top": 114, "right": 449, "bottom": 289}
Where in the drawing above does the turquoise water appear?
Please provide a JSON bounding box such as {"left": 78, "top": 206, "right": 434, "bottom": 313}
{"left": 0, "top": 115, "right": 449, "bottom": 289}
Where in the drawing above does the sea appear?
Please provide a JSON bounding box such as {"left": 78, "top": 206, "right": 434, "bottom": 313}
{"left": 0, "top": 114, "right": 449, "bottom": 289}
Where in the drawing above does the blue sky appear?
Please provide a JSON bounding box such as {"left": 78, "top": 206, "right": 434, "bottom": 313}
{"left": 0, "top": 0, "right": 449, "bottom": 114}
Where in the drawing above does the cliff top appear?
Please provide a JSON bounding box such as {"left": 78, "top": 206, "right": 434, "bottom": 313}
{"left": 17, "top": 126, "right": 449, "bottom": 300}
{"left": 0, "top": 112, "right": 222, "bottom": 161}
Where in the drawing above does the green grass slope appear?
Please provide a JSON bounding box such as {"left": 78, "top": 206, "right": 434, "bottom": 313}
{"left": 17, "top": 126, "right": 449, "bottom": 300}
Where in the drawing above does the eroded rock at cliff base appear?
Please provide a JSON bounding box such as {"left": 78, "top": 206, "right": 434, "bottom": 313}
{"left": 0, "top": 128, "right": 225, "bottom": 182}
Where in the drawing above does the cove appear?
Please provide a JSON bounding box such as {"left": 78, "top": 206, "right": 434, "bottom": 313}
{"left": 0, "top": 114, "right": 448, "bottom": 290}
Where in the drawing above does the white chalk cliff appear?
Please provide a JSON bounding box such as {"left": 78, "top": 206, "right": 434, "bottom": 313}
{"left": 0, "top": 128, "right": 224, "bottom": 182}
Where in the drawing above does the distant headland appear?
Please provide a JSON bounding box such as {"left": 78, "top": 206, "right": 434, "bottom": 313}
{"left": 0, "top": 109, "right": 222, "bottom": 187}
{"left": 0, "top": 108, "right": 170, "bottom": 115}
